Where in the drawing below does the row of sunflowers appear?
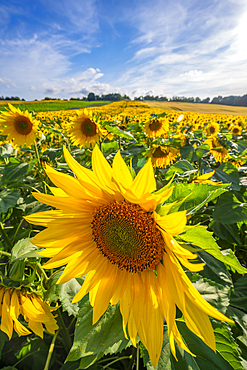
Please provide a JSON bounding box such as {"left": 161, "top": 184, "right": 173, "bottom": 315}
{"left": 0, "top": 101, "right": 247, "bottom": 370}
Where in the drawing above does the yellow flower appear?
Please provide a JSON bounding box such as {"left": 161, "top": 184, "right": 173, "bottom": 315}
{"left": 206, "top": 122, "right": 220, "bottom": 136}
{"left": 68, "top": 109, "right": 107, "bottom": 148}
{"left": 144, "top": 117, "right": 169, "bottom": 137}
{"left": 231, "top": 125, "right": 242, "bottom": 136}
{"left": 192, "top": 170, "right": 221, "bottom": 185}
{"left": 0, "top": 286, "right": 58, "bottom": 339}
{"left": 149, "top": 145, "right": 179, "bottom": 168}
{"left": 204, "top": 136, "right": 230, "bottom": 163}
{"left": 25, "top": 146, "right": 232, "bottom": 367}
{"left": 0, "top": 104, "right": 40, "bottom": 148}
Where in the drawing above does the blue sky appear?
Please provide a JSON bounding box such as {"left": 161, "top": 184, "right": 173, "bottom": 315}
{"left": 1, "top": 0, "right": 247, "bottom": 100}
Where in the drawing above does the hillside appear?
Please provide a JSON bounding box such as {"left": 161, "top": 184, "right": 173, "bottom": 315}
{"left": 145, "top": 101, "right": 247, "bottom": 116}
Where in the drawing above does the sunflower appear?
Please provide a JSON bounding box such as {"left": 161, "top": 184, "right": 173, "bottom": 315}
{"left": 0, "top": 286, "right": 58, "bottom": 339}
{"left": 231, "top": 125, "right": 242, "bottom": 136}
{"left": 206, "top": 121, "right": 220, "bottom": 136}
{"left": 149, "top": 145, "right": 179, "bottom": 168}
{"left": 68, "top": 109, "right": 107, "bottom": 148}
{"left": 144, "top": 117, "right": 169, "bottom": 137}
{"left": 0, "top": 104, "right": 40, "bottom": 148}
{"left": 204, "top": 136, "right": 230, "bottom": 163}
{"left": 25, "top": 146, "right": 233, "bottom": 367}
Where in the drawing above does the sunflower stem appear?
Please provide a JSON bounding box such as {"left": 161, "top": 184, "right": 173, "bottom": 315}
{"left": 0, "top": 250, "right": 11, "bottom": 257}
{"left": 57, "top": 308, "right": 72, "bottom": 352}
{"left": 43, "top": 329, "right": 59, "bottom": 370}
{"left": 0, "top": 222, "right": 13, "bottom": 251}
{"left": 34, "top": 140, "right": 46, "bottom": 193}
{"left": 136, "top": 342, "right": 140, "bottom": 370}
{"left": 102, "top": 355, "right": 132, "bottom": 369}
{"left": 12, "top": 218, "right": 24, "bottom": 245}
{"left": 37, "top": 263, "right": 49, "bottom": 285}
{"left": 118, "top": 135, "right": 121, "bottom": 149}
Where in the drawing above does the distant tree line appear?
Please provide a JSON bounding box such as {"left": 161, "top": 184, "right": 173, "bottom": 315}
{"left": 0, "top": 96, "right": 25, "bottom": 101}
{"left": 1, "top": 93, "right": 247, "bottom": 107}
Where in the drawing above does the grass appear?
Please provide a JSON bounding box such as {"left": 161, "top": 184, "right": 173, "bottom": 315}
{"left": 145, "top": 101, "right": 247, "bottom": 116}
{"left": 0, "top": 100, "right": 111, "bottom": 112}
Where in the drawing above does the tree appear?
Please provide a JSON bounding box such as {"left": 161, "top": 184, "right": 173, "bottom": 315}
{"left": 88, "top": 92, "right": 95, "bottom": 101}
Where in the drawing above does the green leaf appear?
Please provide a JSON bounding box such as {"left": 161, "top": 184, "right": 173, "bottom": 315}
{"left": 179, "top": 227, "right": 247, "bottom": 274}
{"left": 105, "top": 124, "right": 134, "bottom": 139}
{"left": 45, "top": 272, "right": 82, "bottom": 316}
{"left": 211, "top": 222, "right": 241, "bottom": 245}
{"left": 191, "top": 275, "right": 230, "bottom": 314}
{"left": 10, "top": 238, "right": 39, "bottom": 262}
{"left": 101, "top": 141, "right": 119, "bottom": 154}
{"left": 167, "top": 183, "right": 228, "bottom": 214}
{"left": 66, "top": 295, "right": 131, "bottom": 368}
{"left": 0, "top": 158, "right": 37, "bottom": 185}
{"left": 213, "top": 322, "right": 243, "bottom": 370}
{"left": 60, "top": 361, "right": 81, "bottom": 370}
{"left": 214, "top": 163, "right": 240, "bottom": 191}
{"left": 180, "top": 144, "right": 210, "bottom": 162}
{"left": 213, "top": 193, "right": 247, "bottom": 224}
{"left": 230, "top": 275, "right": 247, "bottom": 313}
{"left": 165, "top": 159, "right": 195, "bottom": 180}
{"left": 0, "top": 143, "right": 14, "bottom": 158}
{"left": 0, "top": 189, "right": 20, "bottom": 213}
{"left": 0, "top": 331, "right": 8, "bottom": 357}
{"left": 144, "top": 323, "right": 236, "bottom": 370}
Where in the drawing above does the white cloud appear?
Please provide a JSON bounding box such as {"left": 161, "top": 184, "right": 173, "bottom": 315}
{"left": 27, "top": 86, "right": 36, "bottom": 91}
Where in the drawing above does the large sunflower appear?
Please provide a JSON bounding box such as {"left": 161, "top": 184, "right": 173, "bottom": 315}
{"left": 0, "top": 104, "right": 40, "bottom": 148}
{"left": 0, "top": 286, "right": 58, "bottom": 339}
{"left": 68, "top": 109, "right": 107, "bottom": 148}
{"left": 149, "top": 145, "right": 179, "bottom": 168}
{"left": 204, "top": 136, "right": 230, "bottom": 162}
{"left": 25, "top": 146, "right": 232, "bottom": 367}
{"left": 144, "top": 117, "right": 169, "bottom": 137}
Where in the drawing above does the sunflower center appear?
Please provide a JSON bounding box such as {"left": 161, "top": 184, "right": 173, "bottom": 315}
{"left": 149, "top": 119, "right": 162, "bottom": 131}
{"left": 14, "top": 117, "right": 33, "bottom": 135}
{"left": 81, "top": 118, "right": 97, "bottom": 136}
{"left": 152, "top": 146, "right": 167, "bottom": 158}
{"left": 209, "top": 126, "right": 216, "bottom": 134}
{"left": 91, "top": 201, "right": 164, "bottom": 273}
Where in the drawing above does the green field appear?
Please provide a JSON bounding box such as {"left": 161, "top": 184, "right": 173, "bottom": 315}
{"left": 0, "top": 100, "right": 110, "bottom": 112}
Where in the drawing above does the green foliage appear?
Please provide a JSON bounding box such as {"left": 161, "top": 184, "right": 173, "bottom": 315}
{"left": 66, "top": 295, "right": 131, "bottom": 368}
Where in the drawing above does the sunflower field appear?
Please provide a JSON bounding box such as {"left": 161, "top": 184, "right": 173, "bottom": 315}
{"left": 0, "top": 100, "right": 247, "bottom": 370}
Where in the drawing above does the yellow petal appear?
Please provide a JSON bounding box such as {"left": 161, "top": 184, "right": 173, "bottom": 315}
{"left": 112, "top": 151, "right": 133, "bottom": 190}
{"left": 155, "top": 210, "right": 187, "bottom": 236}
{"left": 1, "top": 290, "right": 13, "bottom": 339}
{"left": 130, "top": 159, "right": 156, "bottom": 197}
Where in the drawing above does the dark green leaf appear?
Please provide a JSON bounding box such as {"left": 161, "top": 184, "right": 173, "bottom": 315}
{"left": 213, "top": 193, "right": 247, "bottom": 224}
{"left": 214, "top": 163, "right": 240, "bottom": 191}
{"left": 211, "top": 222, "right": 241, "bottom": 245}
{"left": 0, "top": 158, "right": 37, "bottom": 185}
{"left": 165, "top": 160, "right": 195, "bottom": 180}
{"left": 230, "top": 275, "right": 247, "bottom": 313}
{"left": 167, "top": 183, "right": 228, "bottom": 214}
{"left": 66, "top": 295, "right": 131, "bottom": 367}
{"left": 0, "top": 189, "right": 20, "bottom": 213}
{"left": 179, "top": 227, "right": 247, "bottom": 274}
